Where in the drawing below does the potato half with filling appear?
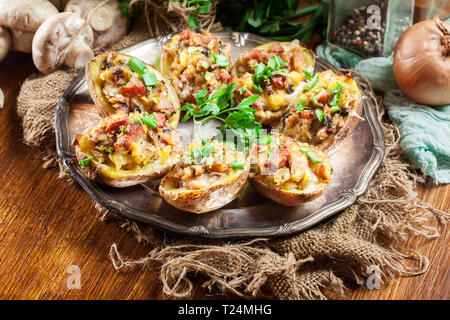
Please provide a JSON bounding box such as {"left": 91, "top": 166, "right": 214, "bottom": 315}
{"left": 159, "top": 140, "right": 250, "bottom": 213}
{"left": 161, "top": 29, "right": 233, "bottom": 106}
{"left": 249, "top": 135, "right": 332, "bottom": 206}
{"left": 74, "top": 111, "right": 182, "bottom": 187}
{"left": 86, "top": 51, "right": 180, "bottom": 129}
{"left": 233, "top": 40, "right": 315, "bottom": 124}
{"left": 273, "top": 70, "right": 362, "bottom": 151}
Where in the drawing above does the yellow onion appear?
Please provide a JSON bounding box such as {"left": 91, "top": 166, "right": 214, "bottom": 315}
{"left": 393, "top": 17, "right": 450, "bottom": 106}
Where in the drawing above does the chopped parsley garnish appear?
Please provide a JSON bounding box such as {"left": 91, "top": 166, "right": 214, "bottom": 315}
{"left": 295, "top": 99, "right": 309, "bottom": 113}
{"left": 329, "top": 82, "right": 344, "bottom": 107}
{"left": 79, "top": 156, "right": 93, "bottom": 167}
{"left": 103, "top": 146, "right": 113, "bottom": 153}
{"left": 231, "top": 161, "right": 244, "bottom": 170}
{"left": 180, "top": 82, "right": 263, "bottom": 149}
{"left": 191, "top": 143, "right": 215, "bottom": 159}
{"left": 299, "top": 147, "right": 321, "bottom": 164}
{"left": 152, "top": 96, "right": 160, "bottom": 103}
{"left": 239, "top": 86, "right": 248, "bottom": 95}
{"left": 210, "top": 53, "right": 229, "bottom": 67}
{"left": 133, "top": 113, "right": 158, "bottom": 128}
{"left": 304, "top": 73, "right": 319, "bottom": 90}
{"left": 330, "top": 106, "right": 341, "bottom": 113}
{"left": 303, "top": 70, "right": 313, "bottom": 81}
{"left": 205, "top": 71, "right": 214, "bottom": 81}
{"left": 315, "top": 109, "right": 324, "bottom": 122}
{"left": 128, "top": 57, "right": 158, "bottom": 88}
{"left": 252, "top": 55, "right": 288, "bottom": 93}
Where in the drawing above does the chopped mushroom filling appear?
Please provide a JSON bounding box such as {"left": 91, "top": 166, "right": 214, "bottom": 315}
{"left": 274, "top": 70, "right": 361, "bottom": 148}
{"left": 75, "top": 111, "right": 180, "bottom": 172}
{"left": 166, "top": 140, "right": 247, "bottom": 190}
{"left": 252, "top": 135, "right": 331, "bottom": 192}
{"left": 233, "top": 40, "right": 313, "bottom": 123}
{"left": 99, "top": 52, "right": 176, "bottom": 122}
{"left": 164, "top": 29, "right": 233, "bottom": 104}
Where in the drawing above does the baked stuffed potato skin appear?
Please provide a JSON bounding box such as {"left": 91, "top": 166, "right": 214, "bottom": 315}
{"left": 249, "top": 135, "right": 332, "bottom": 206}
{"left": 159, "top": 140, "right": 250, "bottom": 213}
{"left": 161, "top": 29, "right": 233, "bottom": 106}
{"left": 233, "top": 40, "right": 315, "bottom": 125}
{"left": 274, "top": 70, "right": 362, "bottom": 152}
{"left": 74, "top": 112, "right": 182, "bottom": 188}
{"left": 86, "top": 51, "right": 180, "bottom": 129}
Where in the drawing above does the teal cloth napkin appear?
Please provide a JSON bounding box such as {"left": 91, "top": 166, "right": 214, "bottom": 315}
{"left": 315, "top": 19, "right": 450, "bottom": 184}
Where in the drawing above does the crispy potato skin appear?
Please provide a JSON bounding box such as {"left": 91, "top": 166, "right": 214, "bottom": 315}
{"left": 85, "top": 52, "right": 180, "bottom": 129}
{"left": 249, "top": 175, "right": 326, "bottom": 206}
{"left": 159, "top": 162, "right": 250, "bottom": 214}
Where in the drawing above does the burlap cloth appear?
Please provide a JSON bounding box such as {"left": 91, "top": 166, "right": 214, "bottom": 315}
{"left": 16, "top": 3, "right": 449, "bottom": 299}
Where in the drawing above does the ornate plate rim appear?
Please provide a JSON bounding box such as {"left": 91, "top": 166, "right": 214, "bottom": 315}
{"left": 55, "top": 31, "right": 385, "bottom": 239}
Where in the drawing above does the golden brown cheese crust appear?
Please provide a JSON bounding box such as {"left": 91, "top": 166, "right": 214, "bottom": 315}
{"left": 249, "top": 135, "right": 332, "bottom": 206}
{"left": 273, "top": 70, "right": 363, "bottom": 151}
{"left": 86, "top": 51, "right": 180, "bottom": 129}
{"left": 233, "top": 40, "right": 315, "bottom": 124}
{"left": 159, "top": 140, "right": 250, "bottom": 213}
{"left": 74, "top": 112, "right": 182, "bottom": 188}
{"left": 161, "top": 29, "right": 233, "bottom": 106}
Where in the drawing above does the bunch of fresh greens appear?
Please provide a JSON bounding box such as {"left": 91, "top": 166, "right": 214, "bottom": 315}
{"left": 252, "top": 55, "right": 288, "bottom": 93}
{"left": 217, "top": 0, "right": 328, "bottom": 42}
{"left": 170, "top": 0, "right": 214, "bottom": 28}
{"left": 118, "top": 0, "right": 327, "bottom": 43}
{"left": 180, "top": 83, "right": 268, "bottom": 148}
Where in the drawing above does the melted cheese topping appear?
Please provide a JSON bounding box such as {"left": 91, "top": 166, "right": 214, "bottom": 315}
{"left": 252, "top": 135, "right": 331, "bottom": 193}
{"left": 76, "top": 112, "right": 181, "bottom": 179}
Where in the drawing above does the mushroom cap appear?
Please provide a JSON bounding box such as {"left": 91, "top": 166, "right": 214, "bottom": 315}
{"left": 0, "top": 0, "right": 59, "bottom": 32}
{"left": 0, "top": 26, "right": 11, "bottom": 62}
{"left": 65, "top": 0, "right": 129, "bottom": 49}
{"left": 32, "top": 12, "right": 94, "bottom": 74}
{"left": 11, "top": 30, "right": 34, "bottom": 53}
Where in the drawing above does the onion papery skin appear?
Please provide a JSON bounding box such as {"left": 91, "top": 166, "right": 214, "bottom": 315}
{"left": 393, "top": 17, "right": 450, "bottom": 106}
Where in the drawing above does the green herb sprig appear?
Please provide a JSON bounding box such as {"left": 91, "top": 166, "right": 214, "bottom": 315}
{"left": 252, "top": 55, "right": 288, "bottom": 93}
{"left": 180, "top": 83, "right": 268, "bottom": 148}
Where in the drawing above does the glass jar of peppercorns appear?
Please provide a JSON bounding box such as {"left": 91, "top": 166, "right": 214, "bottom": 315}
{"left": 326, "top": 0, "right": 414, "bottom": 58}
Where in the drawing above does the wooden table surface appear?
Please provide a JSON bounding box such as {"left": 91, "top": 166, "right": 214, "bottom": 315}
{"left": 0, "top": 51, "right": 448, "bottom": 300}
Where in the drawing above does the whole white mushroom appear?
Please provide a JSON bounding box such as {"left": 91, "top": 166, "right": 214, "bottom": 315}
{"left": 32, "top": 12, "right": 94, "bottom": 74}
{"left": 0, "top": 0, "right": 59, "bottom": 53}
{"left": 65, "top": 0, "right": 129, "bottom": 49}
{"left": 0, "top": 26, "right": 11, "bottom": 62}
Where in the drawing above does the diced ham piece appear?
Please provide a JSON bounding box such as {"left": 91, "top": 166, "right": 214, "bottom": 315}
{"left": 270, "top": 75, "right": 284, "bottom": 89}
{"left": 119, "top": 76, "right": 146, "bottom": 98}
{"left": 153, "top": 98, "right": 174, "bottom": 112}
{"left": 105, "top": 118, "right": 129, "bottom": 133}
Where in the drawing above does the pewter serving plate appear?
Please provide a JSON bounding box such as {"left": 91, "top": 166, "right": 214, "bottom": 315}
{"left": 55, "top": 32, "right": 385, "bottom": 239}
